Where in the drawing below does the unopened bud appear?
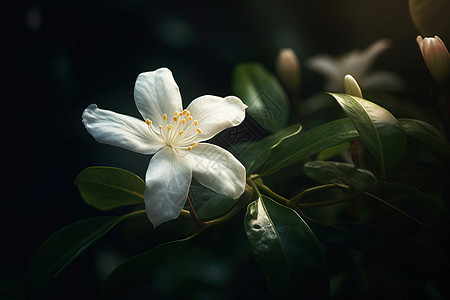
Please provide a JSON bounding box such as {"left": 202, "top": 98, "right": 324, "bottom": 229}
{"left": 344, "top": 74, "right": 363, "bottom": 98}
{"left": 416, "top": 35, "right": 450, "bottom": 87}
{"left": 276, "top": 48, "right": 301, "bottom": 92}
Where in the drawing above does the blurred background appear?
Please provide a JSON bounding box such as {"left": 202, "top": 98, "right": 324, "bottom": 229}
{"left": 1, "top": 0, "right": 447, "bottom": 298}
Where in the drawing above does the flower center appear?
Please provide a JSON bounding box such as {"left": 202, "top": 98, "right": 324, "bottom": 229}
{"left": 145, "top": 109, "right": 201, "bottom": 155}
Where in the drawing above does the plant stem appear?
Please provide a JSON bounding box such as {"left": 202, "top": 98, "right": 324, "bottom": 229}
{"left": 186, "top": 195, "right": 205, "bottom": 229}
{"left": 364, "top": 192, "right": 432, "bottom": 231}
{"left": 289, "top": 183, "right": 350, "bottom": 206}
{"left": 253, "top": 179, "right": 290, "bottom": 206}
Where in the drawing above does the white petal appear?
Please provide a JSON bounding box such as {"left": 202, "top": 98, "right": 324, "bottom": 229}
{"left": 305, "top": 54, "right": 340, "bottom": 80}
{"left": 134, "top": 68, "right": 183, "bottom": 124}
{"left": 82, "top": 104, "right": 164, "bottom": 154}
{"left": 186, "top": 95, "right": 247, "bottom": 142}
{"left": 144, "top": 146, "right": 192, "bottom": 227}
{"left": 188, "top": 143, "right": 246, "bottom": 199}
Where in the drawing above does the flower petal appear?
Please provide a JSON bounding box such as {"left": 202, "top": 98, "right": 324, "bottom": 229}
{"left": 188, "top": 143, "right": 246, "bottom": 199}
{"left": 186, "top": 95, "right": 247, "bottom": 142}
{"left": 134, "top": 68, "right": 183, "bottom": 124}
{"left": 82, "top": 104, "right": 164, "bottom": 154}
{"left": 144, "top": 146, "right": 192, "bottom": 227}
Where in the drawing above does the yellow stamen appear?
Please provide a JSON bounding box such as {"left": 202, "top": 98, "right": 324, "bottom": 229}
{"left": 145, "top": 119, "right": 152, "bottom": 125}
{"left": 188, "top": 116, "right": 193, "bottom": 121}
{"left": 178, "top": 112, "right": 183, "bottom": 116}
{"left": 196, "top": 128, "right": 202, "bottom": 134}
{"left": 188, "top": 146, "right": 192, "bottom": 151}
{"left": 192, "top": 142, "right": 198, "bottom": 148}
{"left": 167, "top": 125, "right": 172, "bottom": 130}
{"left": 179, "top": 131, "right": 184, "bottom": 135}
{"left": 159, "top": 125, "right": 162, "bottom": 129}
{"left": 173, "top": 116, "right": 178, "bottom": 122}
{"left": 185, "top": 110, "right": 190, "bottom": 116}
{"left": 194, "top": 120, "right": 198, "bottom": 125}
{"left": 163, "top": 114, "right": 167, "bottom": 121}
{"left": 181, "top": 119, "right": 186, "bottom": 124}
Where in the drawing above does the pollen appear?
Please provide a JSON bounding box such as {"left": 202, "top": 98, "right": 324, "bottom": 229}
{"left": 167, "top": 125, "right": 172, "bottom": 130}
{"left": 178, "top": 112, "right": 183, "bottom": 116}
{"left": 181, "top": 119, "right": 186, "bottom": 124}
{"left": 179, "top": 131, "right": 184, "bottom": 135}
{"left": 187, "top": 146, "right": 192, "bottom": 151}
{"left": 145, "top": 119, "right": 152, "bottom": 125}
{"left": 194, "top": 120, "right": 198, "bottom": 126}
{"left": 163, "top": 114, "right": 167, "bottom": 121}
{"left": 192, "top": 142, "right": 198, "bottom": 148}
{"left": 173, "top": 116, "right": 178, "bottom": 122}
{"left": 188, "top": 116, "right": 193, "bottom": 121}
{"left": 196, "top": 128, "right": 202, "bottom": 134}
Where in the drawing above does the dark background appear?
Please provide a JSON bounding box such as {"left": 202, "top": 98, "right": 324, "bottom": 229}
{"left": 0, "top": 0, "right": 440, "bottom": 298}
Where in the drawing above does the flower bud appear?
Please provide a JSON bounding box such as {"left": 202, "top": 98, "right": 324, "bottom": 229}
{"left": 276, "top": 48, "right": 301, "bottom": 93}
{"left": 344, "top": 74, "right": 363, "bottom": 98}
{"left": 416, "top": 35, "right": 450, "bottom": 87}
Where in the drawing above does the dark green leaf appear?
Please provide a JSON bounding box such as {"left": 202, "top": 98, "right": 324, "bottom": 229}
{"left": 321, "top": 223, "right": 450, "bottom": 279}
{"left": 74, "top": 166, "right": 145, "bottom": 211}
{"left": 244, "top": 196, "right": 329, "bottom": 298}
{"left": 262, "top": 118, "right": 359, "bottom": 176}
{"left": 232, "top": 62, "right": 289, "bottom": 132}
{"left": 303, "top": 161, "right": 377, "bottom": 190}
{"left": 399, "top": 118, "right": 450, "bottom": 155}
{"left": 316, "top": 142, "right": 350, "bottom": 161}
{"left": 328, "top": 93, "right": 407, "bottom": 178}
{"left": 100, "top": 235, "right": 195, "bottom": 299}
{"left": 234, "top": 123, "right": 302, "bottom": 174}
{"left": 26, "top": 216, "right": 121, "bottom": 295}
{"left": 189, "top": 182, "right": 236, "bottom": 219}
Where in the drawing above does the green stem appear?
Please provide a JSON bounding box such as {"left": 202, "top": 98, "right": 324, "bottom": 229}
{"left": 253, "top": 179, "right": 290, "bottom": 206}
{"left": 364, "top": 192, "right": 432, "bottom": 232}
{"left": 290, "top": 183, "right": 350, "bottom": 206}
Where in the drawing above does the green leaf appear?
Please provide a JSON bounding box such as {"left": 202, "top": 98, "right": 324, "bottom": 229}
{"left": 26, "top": 216, "right": 122, "bottom": 295}
{"left": 74, "top": 166, "right": 145, "bottom": 211}
{"left": 244, "top": 196, "right": 329, "bottom": 298}
{"left": 100, "top": 235, "right": 195, "bottom": 299}
{"left": 189, "top": 182, "right": 236, "bottom": 219}
{"left": 261, "top": 118, "right": 359, "bottom": 176}
{"left": 399, "top": 118, "right": 450, "bottom": 155}
{"left": 329, "top": 93, "right": 407, "bottom": 178}
{"left": 303, "top": 161, "right": 377, "bottom": 190}
{"left": 232, "top": 62, "right": 289, "bottom": 132}
{"left": 316, "top": 142, "right": 350, "bottom": 161}
{"left": 321, "top": 223, "right": 450, "bottom": 279}
{"left": 234, "top": 123, "right": 302, "bottom": 174}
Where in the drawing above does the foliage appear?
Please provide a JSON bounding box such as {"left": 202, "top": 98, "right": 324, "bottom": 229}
{"left": 23, "top": 61, "right": 450, "bottom": 299}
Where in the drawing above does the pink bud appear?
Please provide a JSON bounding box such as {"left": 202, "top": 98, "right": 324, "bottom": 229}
{"left": 416, "top": 35, "right": 450, "bottom": 87}
{"left": 276, "top": 48, "right": 301, "bottom": 93}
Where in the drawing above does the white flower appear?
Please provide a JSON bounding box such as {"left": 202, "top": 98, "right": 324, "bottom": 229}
{"left": 82, "top": 68, "right": 247, "bottom": 227}
{"left": 306, "top": 39, "right": 403, "bottom": 92}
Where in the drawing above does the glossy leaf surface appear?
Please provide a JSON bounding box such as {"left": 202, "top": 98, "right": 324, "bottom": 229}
{"left": 235, "top": 123, "right": 302, "bottom": 174}
{"left": 74, "top": 166, "right": 145, "bottom": 211}
{"left": 100, "top": 235, "right": 194, "bottom": 299}
{"left": 329, "top": 93, "right": 407, "bottom": 178}
{"left": 27, "top": 216, "right": 121, "bottom": 295}
{"left": 232, "top": 62, "right": 289, "bottom": 132}
{"left": 303, "top": 161, "right": 377, "bottom": 190}
{"left": 262, "top": 118, "right": 359, "bottom": 176}
{"left": 244, "top": 196, "right": 329, "bottom": 298}
{"left": 399, "top": 118, "right": 450, "bottom": 155}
